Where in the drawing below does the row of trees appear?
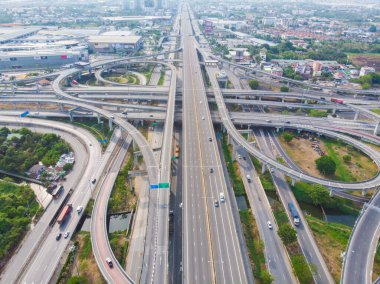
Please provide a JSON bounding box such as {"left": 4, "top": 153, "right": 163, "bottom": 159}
{"left": 0, "top": 127, "right": 70, "bottom": 174}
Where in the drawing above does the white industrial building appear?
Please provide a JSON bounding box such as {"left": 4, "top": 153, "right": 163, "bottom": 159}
{"left": 88, "top": 35, "right": 142, "bottom": 53}
{"left": 0, "top": 48, "right": 88, "bottom": 71}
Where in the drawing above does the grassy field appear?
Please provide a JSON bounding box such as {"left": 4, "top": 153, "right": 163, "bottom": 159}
{"left": 371, "top": 108, "right": 380, "bottom": 115}
{"left": 58, "top": 232, "right": 105, "bottom": 284}
{"left": 306, "top": 216, "right": 351, "bottom": 283}
{"left": 278, "top": 134, "right": 378, "bottom": 182}
{"left": 104, "top": 73, "right": 140, "bottom": 85}
{"left": 323, "top": 138, "right": 378, "bottom": 182}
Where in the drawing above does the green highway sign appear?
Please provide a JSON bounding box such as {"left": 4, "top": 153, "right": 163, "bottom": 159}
{"left": 159, "top": 182, "right": 170, "bottom": 188}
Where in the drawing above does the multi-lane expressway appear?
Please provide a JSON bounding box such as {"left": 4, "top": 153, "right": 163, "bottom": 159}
{"left": 182, "top": 6, "right": 249, "bottom": 284}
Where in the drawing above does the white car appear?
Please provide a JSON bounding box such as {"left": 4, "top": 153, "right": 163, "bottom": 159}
{"left": 267, "top": 221, "right": 273, "bottom": 229}
{"left": 77, "top": 206, "right": 83, "bottom": 214}
{"left": 202, "top": 116, "right": 205, "bottom": 120}
{"left": 219, "top": 192, "right": 225, "bottom": 203}
{"left": 64, "top": 231, "right": 70, "bottom": 238}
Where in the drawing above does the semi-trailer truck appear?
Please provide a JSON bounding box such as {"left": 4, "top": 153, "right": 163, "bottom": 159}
{"left": 57, "top": 203, "right": 72, "bottom": 225}
{"left": 288, "top": 202, "right": 300, "bottom": 226}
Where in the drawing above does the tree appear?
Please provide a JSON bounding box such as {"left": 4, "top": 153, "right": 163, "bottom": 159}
{"left": 343, "top": 154, "right": 351, "bottom": 164}
{"left": 249, "top": 79, "right": 259, "bottom": 90}
{"left": 283, "top": 132, "right": 294, "bottom": 143}
{"left": 309, "top": 184, "right": 331, "bottom": 206}
{"left": 280, "top": 86, "right": 289, "bottom": 92}
{"left": 369, "top": 25, "right": 377, "bottom": 33}
{"left": 315, "top": 156, "right": 336, "bottom": 175}
{"left": 63, "top": 163, "right": 73, "bottom": 172}
{"left": 278, "top": 224, "right": 297, "bottom": 245}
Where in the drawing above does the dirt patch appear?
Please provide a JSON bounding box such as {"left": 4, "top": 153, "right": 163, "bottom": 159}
{"left": 350, "top": 54, "right": 380, "bottom": 72}
{"left": 279, "top": 135, "right": 327, "bottom": 179}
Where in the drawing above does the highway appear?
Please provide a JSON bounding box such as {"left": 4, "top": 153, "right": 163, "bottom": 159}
{"left": 182, "top": 6, "right": 248, "bottom": 284}
{"left": 0, "top": 116, "right": 102, "bottom": 284}
{"left": 254, "top": 128, "right": 334, "bottom": 284}
{"left": 236, "top": 146, "right": 296, "bottom": 284}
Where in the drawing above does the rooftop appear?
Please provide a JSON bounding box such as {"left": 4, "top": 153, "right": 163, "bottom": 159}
{"left": 88, "top": 35, "right": 142, "bottom": 44}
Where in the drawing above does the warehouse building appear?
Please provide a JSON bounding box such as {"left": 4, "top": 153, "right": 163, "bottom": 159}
{"left": 88, "top": 35, "right": 143, "bottom": 53}
{"left": 0, "top": 48, "right": 88, "bottom": 71}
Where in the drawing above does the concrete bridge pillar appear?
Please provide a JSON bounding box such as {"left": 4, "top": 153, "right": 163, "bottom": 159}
{"left": 354, "top": 111, "right": 359, "bottom": 121}
{"left": 59, "top": 104, "right": 64, "bottom": 111}
{"left": 262, "top": 163, "right": 267, "bottom": 174}
{"left": 362, "top": 190, "right": 366, "bottom": 196}
{"left": 276, "top": 127, "right": 280, "bottom": 133}
{"left": 35, "top": 83, "right": 40, "bottom": 94}
{"left": 69, "top": 111, "right": 73, "bottom": 122}
{"left": 247, "top": 131, "right": 251, "bottom": 141}
{"left": 97, "top": 113, "right": 101, "bottom": 124}
{"left": 329, "top": 188, "right": 334, "bottom": 197}
{"left": 297, "top": 129, "right": 301, "bottom": 134}
{"left": 374, "top": 122, "right": 380, "bottom": 135}
{"left": 129, "top": 177, "right": 133, "bottom": 192}
{"left": 354, "top": 94, "right": 357, "bottom": 99}
{"left": 332, "top": 107, "right": 336, "bottom": 115}
{"left": 227, "top": 133, "right": 232, "bottom": 145}
{"left": 11, "top": 84, "right": 15, "bottom": 96}
{"left": 37, "top": 102, "right": 41, "bottom": 110}
{"left": 140, "top": 120, "right": 144, "bottom": 127}
{"left": 133, "top": 153, "right": 138, "bottom": 168}
{"left": 132, "top": 139, "right": 136, "bottom": 151}
{"left": 259, "top": 96, "right": 261, "bottom": 101}
{"left": 13, "top": 103, "right": 17, "bottom": 110}
{"left": 304, "top": 99, "right": 308, "bottom": 104}
{"left": 109, "top": 118, "right": 113, "bottom": 131}
{"left": 291, "top": 178, "right": 296, "bottom": 186}
{"left": 282, "top": 97, "right": 285, "bottom": 103}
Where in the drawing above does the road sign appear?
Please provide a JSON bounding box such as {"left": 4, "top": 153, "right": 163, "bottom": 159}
{"left": 98, "top": 139, "right": 108, "bottom": 143}
{"left": 150, "top": 184, "right": 159, "bottom": 189}
{"left": 152, "top": 122, "right": 158, "bottom": 126}
{"left": 159, "top": 182, "right": 170, "bottom": 188}
{"left": 172, "top": 156, "right": 177, "bottom": 160}
{"left": 20, "top": 111, "right": 29, "bottom": 117}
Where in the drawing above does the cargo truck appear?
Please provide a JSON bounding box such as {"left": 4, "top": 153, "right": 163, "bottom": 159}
{"left": 288, "top": 202, "right": 300, "bottom": 226}
{"left": 57, "top": 203, "right": 72, "bottom": 225}
{"left": 331, "top": 98, "right": 344, "bottom": 104}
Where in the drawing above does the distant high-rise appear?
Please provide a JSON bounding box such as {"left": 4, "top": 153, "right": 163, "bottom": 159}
{"left": 156, "top": 0, "right": 162, "bottom": 9}
{"left": 134, "top": 0, "right": 142, "bottom": 11}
